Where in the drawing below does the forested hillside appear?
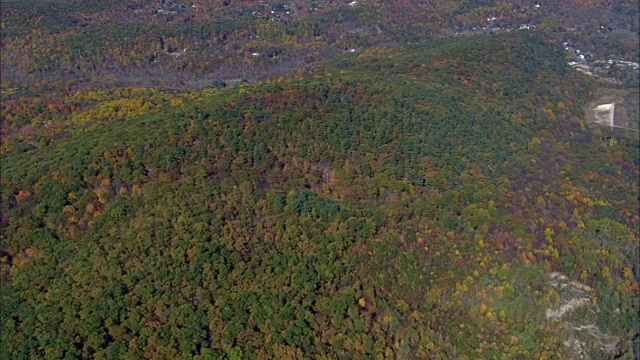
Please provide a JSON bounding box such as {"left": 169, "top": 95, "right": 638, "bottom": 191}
{"left": 1, "top": 0, "right": 638, "bottom": 91}
{"left": 1, "top": 31, "right": 638, "bottom": 359}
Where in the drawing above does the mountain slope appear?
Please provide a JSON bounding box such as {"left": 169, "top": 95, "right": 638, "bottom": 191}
{"left": 1, "top": 33, "right": 638, "bottom": 359}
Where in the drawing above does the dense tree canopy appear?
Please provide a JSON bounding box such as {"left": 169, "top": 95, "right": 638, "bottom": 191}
{"left": 1, "top": 31, "right": 638, "bottom": 359}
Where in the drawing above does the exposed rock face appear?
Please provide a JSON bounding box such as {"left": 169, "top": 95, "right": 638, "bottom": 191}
{"left": 546, "top": 272, "right": 620, "bottom": 359}
{"left": 546, "top": 272, "right": 594, "bottom": 321}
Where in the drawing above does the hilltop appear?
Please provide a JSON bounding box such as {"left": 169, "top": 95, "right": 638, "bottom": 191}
{"left": 1, "top": 31, "right": 638, "bottom": 359}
